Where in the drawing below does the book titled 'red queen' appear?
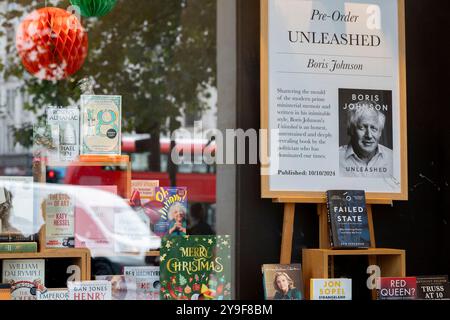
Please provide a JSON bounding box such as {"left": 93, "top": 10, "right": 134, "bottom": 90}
{"left": 326, "top": 190, "right": 370, "bottom": 248}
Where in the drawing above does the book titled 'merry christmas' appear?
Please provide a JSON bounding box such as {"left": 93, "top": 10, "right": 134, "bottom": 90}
{"left": 326, "top": 190, "right": 370, "bottom": 248}
{"left": 160, "top": 235, "right": 231, "bottom": 300}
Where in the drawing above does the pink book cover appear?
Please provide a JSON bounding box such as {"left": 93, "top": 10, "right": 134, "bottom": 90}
{"left": 74, "top": 185, "right": 118, "bottom": 250}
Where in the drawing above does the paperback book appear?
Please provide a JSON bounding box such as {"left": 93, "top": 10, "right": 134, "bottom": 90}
{"left": 95, "top": 275, "right": 137, "bottom": 300}
{"left": 37, "top": 288, "right": 69, "bottom": 300}
{"left": 147, "top": 187, "right": 188, "bottom": 238}
{"left": 2, "top": 259, "right": 45, "bottom": 300}
{"left": 68, "top": 280, "right": 112, "bottom": 300}
{"left": 377, "top": 277, "right": 417, "bottom": 300}
{"left": 160, "top": 235, "right": 232, "bottom": 300}
{"left": 262, "top": 264, "right": 304, "bottom": 300}
{"left": 310, "top": 279, "right": 352, "bottom": 300}
{"left": 123, "top": 266, "right": 160, "bottom": 300}
{"left": 45, "top": 193, "right": 75, "bottom": 248}
{"left": 80, "top": 95, "right": 122, "bottom": 155}
{"left": 326, "top": 190, "right": 370, "bottom": 248}
{"left": 416, "top": 276, "right": 449, "bottom": 300}
{"left": 0, "top": 242, "right": 37, "bottom": 253}
{"left": 47, "top": 106, "right": 80, "bottom": 161}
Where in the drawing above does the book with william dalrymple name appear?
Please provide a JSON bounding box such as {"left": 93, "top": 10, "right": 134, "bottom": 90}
{"left": 47, "top": 106, "right": 80, "bottom": 161}
{"left": 68, "top": 281, "right": 112, "bottom": 300}
{"left": 310, "top": 279, "right": 352, "bottom": 300}
{"left": 80, "top": 95, "right": 122, "bottom": 155}
{"left": 326, "top": 190, "right": 370, "bottom": 248}
{"left": 2, "top": 259, "right": 45, "bottom": 300}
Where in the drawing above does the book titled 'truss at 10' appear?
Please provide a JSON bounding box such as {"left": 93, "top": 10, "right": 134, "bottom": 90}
{"left": 160, "top": 235, "right": 232, "bottom": 300}
{"left": 416, "top": 276, "right": 449, "bottom": 300}
{"left": 326, "top": 190, "right": 370, "bottom": 248}
{"left": 262, "top": 264, "right": 304, "bottom": 300}
{"left": 80, "top": 95, "right": 122, "bottom": 155}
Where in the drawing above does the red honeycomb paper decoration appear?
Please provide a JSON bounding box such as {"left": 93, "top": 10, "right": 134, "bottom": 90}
{"left": 16, "top": 7, "right": 88, "bottom": 81}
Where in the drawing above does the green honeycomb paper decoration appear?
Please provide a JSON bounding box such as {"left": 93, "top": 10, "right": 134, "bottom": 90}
{"left": 70, "top": 0, "right": 117, "bottom": 17}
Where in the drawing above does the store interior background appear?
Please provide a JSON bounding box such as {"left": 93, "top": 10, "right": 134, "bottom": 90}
{"left": 233, "top": 0, "right": 450, "bottom": 299}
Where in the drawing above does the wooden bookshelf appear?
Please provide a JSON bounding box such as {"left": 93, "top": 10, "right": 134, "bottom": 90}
{"left": 302, "top": 248, "right": 406, "bottom": 300}
{"left": 0, "top": 248, "right": 91, "bottom": 280}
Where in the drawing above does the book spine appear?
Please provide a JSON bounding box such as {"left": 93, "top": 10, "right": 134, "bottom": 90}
{"left": 325, "top": 192, "right": 335, "bottom": 248}
{"left": 0, "top": 234, "right": 36, "bottom": 242}
{"left": 0, "top": 242, "right": 38, "bottom": 253}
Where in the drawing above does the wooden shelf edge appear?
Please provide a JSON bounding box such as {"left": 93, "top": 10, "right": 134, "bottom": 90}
{"left": 302, "top": 248, "right": 405, "bottom": 256}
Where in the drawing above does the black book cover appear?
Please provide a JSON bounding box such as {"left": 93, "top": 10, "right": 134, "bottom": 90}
{"left": 326, "top": 190, "right": 370, "bottom": 248}
{"left": 416, "top": 276, "right": 450, "bottom": 300}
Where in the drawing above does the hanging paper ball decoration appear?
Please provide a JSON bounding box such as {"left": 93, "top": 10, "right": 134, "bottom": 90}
{"left": 70, "top": 0, "right": 117, "bottom": 17}
{"left": 16, "top": 7, "right": 88, "bottom": 81}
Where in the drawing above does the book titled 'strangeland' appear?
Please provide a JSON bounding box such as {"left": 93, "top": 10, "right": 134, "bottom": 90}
{"left": 310, "top": 279, "right": 352, "bottom": 300}
{"left": 80, "top": 95, "right": 122, "bottom": 155}
{"left": 326, "top": 190, "right": 370, "bottom": 248}
{"left": 160, "top": 235, "right": 232, "bottom": 300}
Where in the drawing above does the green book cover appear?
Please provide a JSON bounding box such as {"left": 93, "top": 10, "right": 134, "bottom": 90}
{"left": 160, "top": 235, "right": 231, "bottom": 300}
{"left": 0, "top": 242, "right": 37, "bottom": 253}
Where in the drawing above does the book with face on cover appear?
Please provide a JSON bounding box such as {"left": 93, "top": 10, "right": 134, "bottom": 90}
{"left": 146, "top": 187, "right": 188, "bottom": 238}
{"left": 0, "top": 177, "right": 34, "bottom": 237}
{"left": 262, "top": 264, "right": 304, "bottom": 300}
{"left": 80, "top": 95, "right": 122, "bottom": 155}
{"left": 46, "top": 106, "right": 80, "bottom": 161}
{"left": 95, "top": 275, "right": 137, "bottom": 300}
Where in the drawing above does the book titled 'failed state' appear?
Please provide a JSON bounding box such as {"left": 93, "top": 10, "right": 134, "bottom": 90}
{"left": 326, "top": 190, "right": 370, "bottom": 248}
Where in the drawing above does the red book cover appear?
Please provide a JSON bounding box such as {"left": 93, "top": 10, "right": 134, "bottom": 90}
{"left": 378, "top": 277, "right": 417, "bottom": 300}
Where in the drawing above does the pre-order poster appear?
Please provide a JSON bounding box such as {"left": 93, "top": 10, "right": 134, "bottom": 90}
{"left": 261, "top": 0, "right": 407, "bottom": 199}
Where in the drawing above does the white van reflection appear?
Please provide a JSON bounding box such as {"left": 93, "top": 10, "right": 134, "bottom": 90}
{"left": 0, "top": 180, "right": 160, "bottom": 265}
